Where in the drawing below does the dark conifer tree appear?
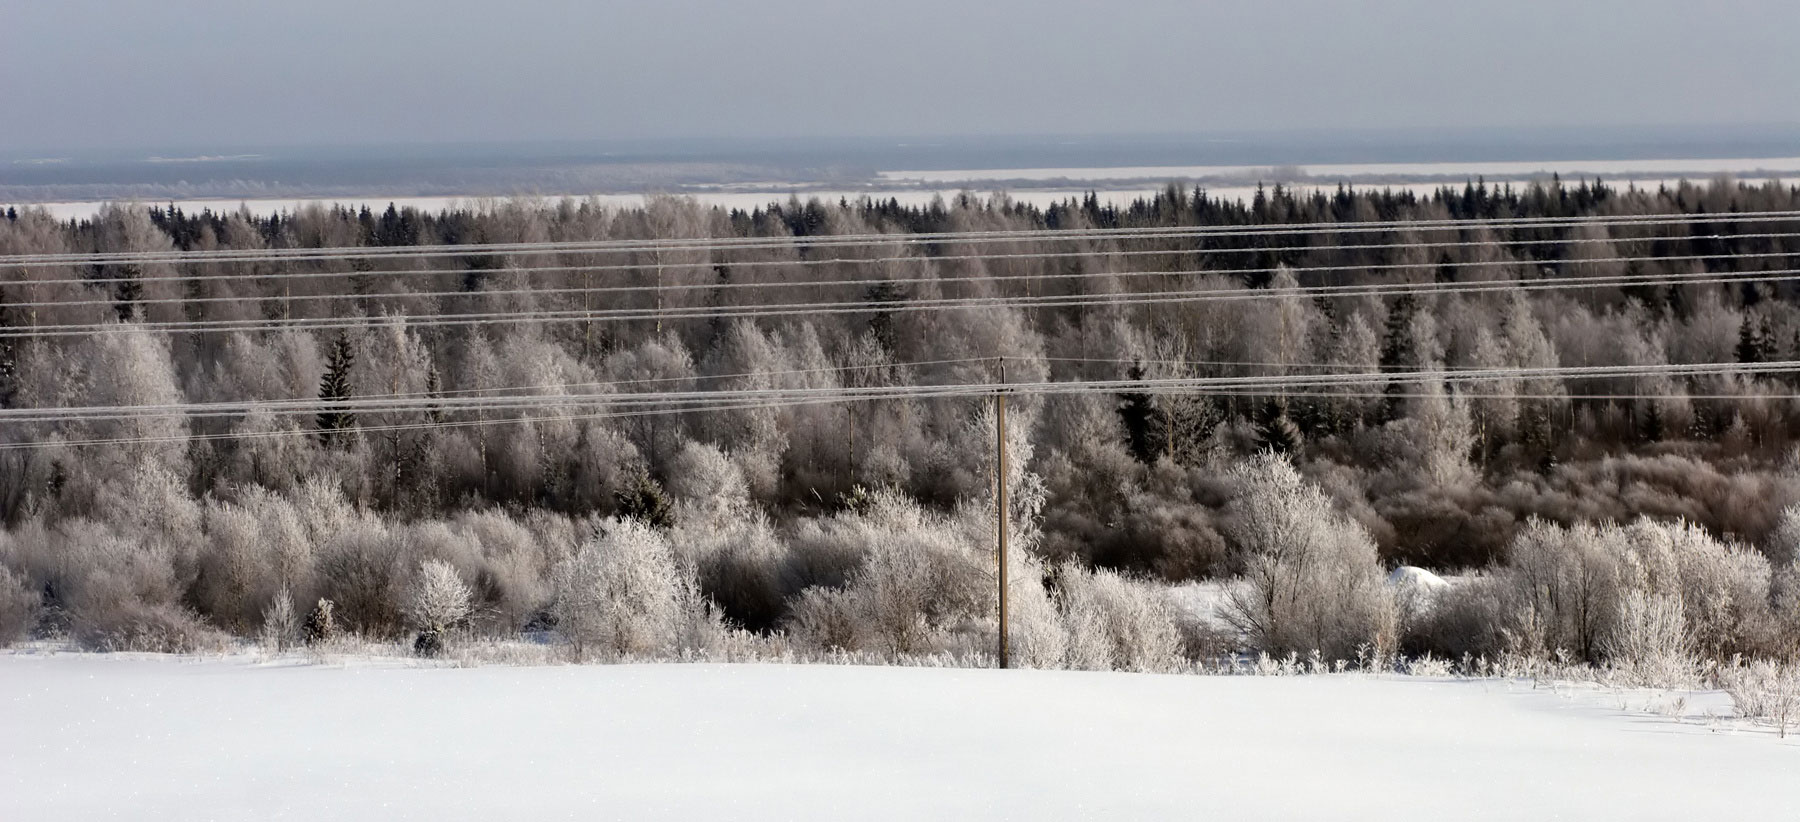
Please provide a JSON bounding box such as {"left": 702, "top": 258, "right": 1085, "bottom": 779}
{"left": 111, "top": 263, "right": 142, "bottom": 322}
{"left": 317, "top": 332, "right": 357, "bottom": 447}
{"left": 1641, "top": 400, "right": 1665, "bottom": 443}
{"left": 1117, "top": 363, "right": 1162, "bottom": 464}
{"left": 1253, "top": 398, "right": 1302, "bottom": 455}
{"left": 1378, "top": 294, "right": 1419, "bottom": 423}
{"left": 1737, "top": 315, "right": 1765, "bottom": 364}
{"left": 615, "top": 471, "right": 674, "bottom": 529}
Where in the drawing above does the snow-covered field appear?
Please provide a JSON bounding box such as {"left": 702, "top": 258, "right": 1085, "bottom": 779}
{"left": 16, "top": 188, "right": 1170, "bottom": 222}
{"left": 20, "top": 170, "right": 1792, "bottom": 222}
{"left": 879, "top": 157, "right": 1800, "bottom": 184}
{"left": 2, "top": 653, "right": 1795, "bottom": 820}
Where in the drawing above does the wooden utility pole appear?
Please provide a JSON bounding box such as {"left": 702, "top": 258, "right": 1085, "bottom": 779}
{"left": 996, "top": 357, "right": 1009, "bottom": 669}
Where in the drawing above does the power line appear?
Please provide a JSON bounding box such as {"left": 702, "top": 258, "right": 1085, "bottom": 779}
{"left": 4, "top": 243, "right": 1796, "bottom": 308}
{"left": 5, "top": 262, "right": 1800, "bottom": 339}
{"left": 4, "top": 358, "right": 1791, "bottom": 426}
{"left": 0, "top": 369, "right": 1788, "bottom": 452}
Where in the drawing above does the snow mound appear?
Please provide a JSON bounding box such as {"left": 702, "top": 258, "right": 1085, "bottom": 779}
{"left": 1387, "top": 565, "right": 1451, "bottom": 592}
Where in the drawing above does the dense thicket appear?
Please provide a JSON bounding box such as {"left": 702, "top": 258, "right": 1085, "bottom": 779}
{"left": 3, "top": 179, "right": 1800, "bottom": 665}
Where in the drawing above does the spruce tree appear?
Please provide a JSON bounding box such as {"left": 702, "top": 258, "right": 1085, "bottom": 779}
{"left": 615, "top": 471, "right": 675, "bottom": 529}
{"left": 1378, "top": 295, "right": 1419, "bottom": 423}
{"left": 1116, "top": 363, "right": 1162, "bottom": 464}
{"left": 316, "top": 331, "right": 356, "bottom": 447}
{"left": 1253, "top": 398, "right": 1303, "bottom": 455}
{"left": 112, "top": 263, "right": 142, "bottom": 322}
{"left": 1737, "top": 315, "right": 1764, "bottom": 364}
{"left": 1641, "top": 400, "right": 1665, "bottom": 443}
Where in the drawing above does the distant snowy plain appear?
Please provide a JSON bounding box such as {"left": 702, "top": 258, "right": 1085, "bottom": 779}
{"left": 17, "top": 155, "right": 1796, "bottom": 222}
{"left": 3, "top": 653, "right": 1795, "bottom": 820}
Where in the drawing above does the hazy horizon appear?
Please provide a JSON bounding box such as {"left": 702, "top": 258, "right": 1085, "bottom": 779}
{"left": 6, "top": 0, "right": 1799, "bottom": 152}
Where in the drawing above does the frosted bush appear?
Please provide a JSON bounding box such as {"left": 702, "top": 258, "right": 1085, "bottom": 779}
{"left": 303, "top": 598, "right": 338, "bottom": 644}
{"left": 1490, "top": 517, "right": 1777, "bottom": 666}
{"left": 1768, "top": 504, "right": 1800, "bottom": 564}
{"left": 406, "top": 560, "right": 475, "bottom": 656}
{"left": 853, "top": 522, "right": 972, "bottom": 655}
{"left": 235, "top": 486, "right": 316, "bottom": 606}
{"left": 780, "top": 491, "right": 990, "bottom": 658}
{"left": 552, "top": 518, "right": 722, "bottom": 659}
{"left": 786, "top": 586, "right": 863, "bottom": 652}
{"left": 1002, "top": 551, "right": 1067, "bottom": 669}
{"left": 1502, "top": 518, "right": 1628, "bottom": 662}
{"left": 12, "top": 518, "right": 206, "bottom": 651}
{"left": 313, "top": 516, "right": 405, "bottom": 636}
{"left": 0, "top": 564, "right": 39, "bottom": 644}
{"left": 73, "top": 601, "right": 228, "bottom": 654}
{"left": 455, "top": 510, "right": 553, "bottom": 633}
{"left": 1221, "top": 452, "right": 1395, "bottom": 661}
{"left": 1055, "top": 564, "right": 1181, "bottom": 672}
{"left": 675, "top": 512, "right": 791, "bottom": 631}
{"left": 1719, "top": 659, "right": 1800, "bottom": 738}
{"left": 1402, "top": 654, "right": 1454, "bottom": 677}
{"left": 664, "top": 440, "right": 751, "bottom": 524}
{"left": 1601, "top": 589, "right": 1696, "bottom": 687}
{"left": 193, "top": 500, "right": 274, "bottom": 634}
{"left": 1620, "top": 518, "right": 1771, "bottom": 658}
{"left": 260, "top": 585, "right": 299, "bottom": 652}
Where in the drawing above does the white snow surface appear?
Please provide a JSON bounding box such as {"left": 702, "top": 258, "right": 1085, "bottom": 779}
{"left": 1388, "top": 565, "right": 1452, "bottom": 592}
{"left": 878, "top": 157, "right": 1800, "bottom": 184}
{"left": 2, "top": 653, "right": 1796, "bottom": 820}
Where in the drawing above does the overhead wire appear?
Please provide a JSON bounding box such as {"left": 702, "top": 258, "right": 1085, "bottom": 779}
{"left": 3, "top": 359, "right": 1792, "bottom": 426}
{"left": 2, "top": 244, "right": 1797, "bottom": 310}
{"left": 5, "top": 260, "right": 1800, "bottom": 339}
{"left": 3, "top": 212, "right": 1797, "bottom": 448}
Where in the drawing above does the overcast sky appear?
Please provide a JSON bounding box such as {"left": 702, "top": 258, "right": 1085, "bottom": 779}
{"left": 4, "top": 0, "right": 1796, "bottom": 150}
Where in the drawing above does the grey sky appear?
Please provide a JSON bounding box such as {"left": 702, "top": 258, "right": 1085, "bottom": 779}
{"left": 3, "top": 0, "right": 1796, "bottom": 150}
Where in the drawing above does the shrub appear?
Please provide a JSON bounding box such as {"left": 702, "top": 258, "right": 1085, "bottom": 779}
{"left": 260, "top": 585, "right": 299, "bottom": 652}
{"left": 552, "top": 518, "right": 721, "bottom": 659}
{"left": 1621, "top": 518, "right": 1772, "bottom": 659}
{"left": 1487, "top": 517, "right": 1778, "bottom": 665}
{"left": 72, "top": 601, "right": 227, "bottom": 654}
{"left": 784, "top": 493, "right": 991, "bottom": 657}
{"left": 405, "top": 559, "right": 474, "bottom": 657}
{"left": 1220, "top": 452, "right": 1395, "bottom": 661}
{"left": 303, "top": 598, "right": 338, "bottom": 644}
{"left": 1601, "top": 589, "right": 1697, "bottom": 686}
{"left": 785, "top": 586, "right": 863, "bottom": 653}
{"left": 1055, "top": 564, "right": 1182, "bottom": 672}
{"left": 676, "top": 512, "right": 791, "bottom": 632}
{"left": 456, "top": 510, "right": 552, "bottom": 634}
{"left": 1405, "top": 573, "right": 1512, "bottom": 660}
{"left": 779, "top": 488, "right": 1064, "bottom": 665}
{"left": 192, "top": 499, "right": 278, "bottom": 633}
{"left": 1719, "top": 659, "right": 1800, "bottom": 738}
{"left": 0, "top": 565, "right": 39, "bottom": 644}
{"left": 1500, "top": 518, "right": 1627, "bottom": 662}
{"left": 313, "top": 517, "right": 405, "bottom": 636}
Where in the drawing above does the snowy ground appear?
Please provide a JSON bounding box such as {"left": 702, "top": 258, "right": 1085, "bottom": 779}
{"left": 2, "top": 653, "right": 1796, "bottom": 821}
{"left": 877, "top": 156, "right": 1800, "bottom": 184}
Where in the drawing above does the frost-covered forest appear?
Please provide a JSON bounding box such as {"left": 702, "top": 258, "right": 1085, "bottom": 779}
{"left": 3, "top": 180, "right": 1800, "bottom": 683}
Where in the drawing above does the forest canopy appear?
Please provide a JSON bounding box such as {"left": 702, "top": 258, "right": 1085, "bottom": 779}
{"left": 4, "top": 179, "right": 1800, "bottom": 665}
